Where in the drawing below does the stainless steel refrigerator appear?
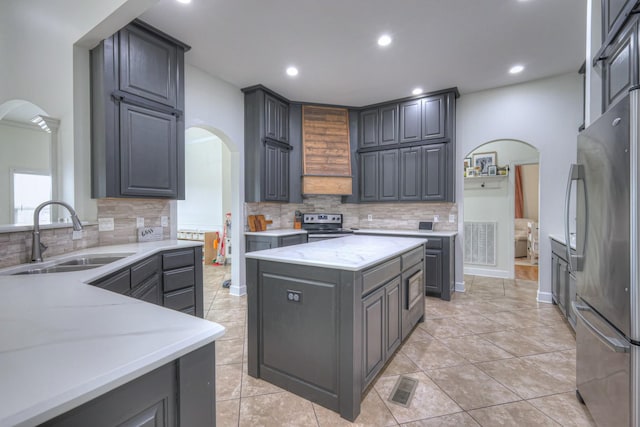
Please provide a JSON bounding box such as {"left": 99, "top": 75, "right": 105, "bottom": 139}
{"left": 566, "top": 89, "right": 639, "bottom": 427}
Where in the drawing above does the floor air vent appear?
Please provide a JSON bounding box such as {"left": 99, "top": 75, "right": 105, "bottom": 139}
{"left": 388, "top": 376, "right": 418, "bottom": 407}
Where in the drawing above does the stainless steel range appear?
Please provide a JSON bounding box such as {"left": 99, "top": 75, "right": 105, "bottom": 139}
{"left": 302, "top": 213, "right": 353, "bottom": 242}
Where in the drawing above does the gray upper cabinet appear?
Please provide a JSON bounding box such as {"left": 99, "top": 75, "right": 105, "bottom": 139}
{"left": 263, "top": 141, "right": 289, "bottom": 202}
{"left": 421, "top": 143, "right": 446, "bottom": 201}
{"left": 118, "top": 24, "right": 178, "bottom": 108}
{"left": 360, "top": 108, "right": 379, "bottom": 148}
{"left": 243, "top": 87, "right": 292, "bottom": 202}
{"left": 399, "top": 100, "right": 422, "bottom": 143}
{"left": 91, "top": 20, "right": 189, "bottom": 199}
{"left": 399, "top": 147, "right": 421, "bottom": 201}
{"left": 265, "top": 93, "right": 289, "bottom": 144}
{"left": 400, "top": 95, "right": 446, "bottom": 143}
{"left": 119, "top": 103, "right": 178, "bottom": 197}
{"left": 359, "top": 104, "right": 398, "bottom": 148}
{"left": 422, "top": 96, "right": 445, "bottom": 140}
{"left": 360, "top": 151, "right": 379, "bottom": 202}
{"left": 379, "top": 104, "right": 399, "bottom": 145}
{"left": 379, "top": 149, "right": 399, "bottom": 201}
{"left": 602, "top": 17, "right": 637, "bottom": 111}
{"left": 602, "top": 0, "right": 637, "bottom": 42}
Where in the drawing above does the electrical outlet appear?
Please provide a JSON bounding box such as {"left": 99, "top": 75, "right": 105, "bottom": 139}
{"left": 161, "top": 216, "right": 168, "bottom": 227}
{"left": 286, "top": 290, "right": 302, "bottom": 303}
{"left": 136, "top": 217, "right": 145, "bottom": 228}
{"left": 449, "top": 214, "right": 456, "bottom": 223}
{"left": 367, "top": 214, "right": 373, "bottom": 221}
{"left": 72, "top": 230, "right": 83, "bottom": 240}
{"left": 433, "top": 215, "right": 440, "bottom": 223}
{"left": 98, "top": 218, "right": 114, "bottom": 231}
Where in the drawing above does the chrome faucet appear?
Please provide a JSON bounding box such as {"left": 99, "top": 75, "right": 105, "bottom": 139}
{"left": 31, "top": 200, "right": 83, "bottom": 263}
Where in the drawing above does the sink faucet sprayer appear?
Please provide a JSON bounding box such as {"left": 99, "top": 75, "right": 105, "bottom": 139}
{"left": 31, "top": 200, "right": 83, "bottom": 263}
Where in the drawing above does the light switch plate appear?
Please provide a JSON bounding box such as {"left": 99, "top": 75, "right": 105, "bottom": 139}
{"left": 161, "top": 216, "right": 169, "bottom": 227}
{"left": 367, "top": 214, "right": 373, "bottom": 221}
{"left": 98, "top": 218, "right": 114, "bottom": 232}
{"left": 449, "top": 214, "right": 456, "bottom": 223}
{"left": 136, "top": 217, "right": 145, "bottom": 228}
{"left": 433, "top": 215, "right": 440, "bottom": 222}
{"left": 72, "top": 230, "right": 83, "bottom": 240}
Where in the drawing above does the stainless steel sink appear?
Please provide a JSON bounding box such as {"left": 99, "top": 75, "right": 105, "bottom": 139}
{"left": 7, "top": 253, "right": 135, "bottom": 275}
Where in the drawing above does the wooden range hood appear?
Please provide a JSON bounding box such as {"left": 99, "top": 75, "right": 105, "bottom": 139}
{"left": 301, "top": 105, "right": 352, "bottom": 195}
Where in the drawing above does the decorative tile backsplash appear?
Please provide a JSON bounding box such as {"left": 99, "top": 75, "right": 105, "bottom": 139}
{"left": 0, "top": 198, "right": 172, "bottom": 269}
{"left": 245, "top": 196, "right": 458, "bottom": 231}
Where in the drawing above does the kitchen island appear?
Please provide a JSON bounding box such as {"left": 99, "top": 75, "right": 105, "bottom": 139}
{"left": 246, "top": 235, "right": 426, "bottom": 421}
{"left": 0, "top": 241, "right": 225, "bottom": 427}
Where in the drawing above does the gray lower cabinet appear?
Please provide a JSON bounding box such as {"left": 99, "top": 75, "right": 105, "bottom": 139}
{"left": 245, "top": 233, "right": 308, "bottom": 253}
{"left": 424, "top": 236, "right": 455, "bottom": 301}
{"left": 91, "top": 20, "right": 188, "bottom": 199}
{"left": 550, "top": 238, "right": 576, "bottom": 329}
{"left": 91, "top": 246, "right": 203, "bottom": 317}
{"left": 247, "top": 245, "right": 425, "bottom": 421}
{"left": 42, "top": 342, "right": 216, "bottom": 427}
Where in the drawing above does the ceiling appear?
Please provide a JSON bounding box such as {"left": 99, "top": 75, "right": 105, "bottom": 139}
{"left": 141, "top": 0, "right": 585, "bottom": 106}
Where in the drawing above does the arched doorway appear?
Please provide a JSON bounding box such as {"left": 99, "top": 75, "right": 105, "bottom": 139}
{"left": 462, "top": 139, "right": 540, "bottom": 298}
{"left": 177, "top": 125, "right": 242, "bottom": 296}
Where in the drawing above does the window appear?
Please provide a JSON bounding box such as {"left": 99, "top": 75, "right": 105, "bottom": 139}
{"left": 13, "top": 172, "right": 52, "bottom": 225}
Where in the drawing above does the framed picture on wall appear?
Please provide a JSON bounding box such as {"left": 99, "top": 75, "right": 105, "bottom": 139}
{"left": 464, "top": 157, "right": 472, "bottom": 170}
{"left": 472, "top": 152, "right": 497, "bottom": 175}
{"left": 488, "top": 165, "right": 497, "bottom": 176}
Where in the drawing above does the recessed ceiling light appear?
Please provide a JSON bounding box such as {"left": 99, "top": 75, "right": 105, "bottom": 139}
{"left": 412, "top": 88, "right": 423, "bottom": 96}
{"left": 176, "top": 0, "right": 191, "bottom": 4}
{"left": 286, "top": 66, "right": 299, "bottom": 77}
{"left": 509, "top": 64, "right": 525, "bottom": 74}
{"left": 377, "top": 34, "right": 392, "bottom": 47}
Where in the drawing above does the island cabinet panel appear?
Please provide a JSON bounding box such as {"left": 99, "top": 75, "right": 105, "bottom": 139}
{"left": 246, "top": 242, "right": 425, "bottom": 421}
{"left": 42, "top": 342, "right": 216, "bottom": 427}
{"left": 385, "top": 277, "right": 402, "bottom": 358}
{"left": 362, "top": 287, "right": 386, "bottom": 389}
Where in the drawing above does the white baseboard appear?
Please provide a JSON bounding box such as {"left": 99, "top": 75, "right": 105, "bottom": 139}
{"left": 537, "top": 291, "right": 553, "bottom": 304}
{"left": 464, "top": 267, "right": 510, "bottom": 279}
{"left": 455, "top": 281, "right": 466, "bottom": 292}
{"left": 229, "top": 283, "right": 246, "bottom": 296}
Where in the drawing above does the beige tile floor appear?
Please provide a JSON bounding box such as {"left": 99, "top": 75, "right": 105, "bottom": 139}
{"left": 204, "top": 265, "right": 596, "bottom": 427}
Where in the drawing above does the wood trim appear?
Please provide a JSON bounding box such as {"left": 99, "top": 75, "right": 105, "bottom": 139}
{"left": 302, "top": 105, "right": 351, "bottom": 177}
{"left": 302, "top": 176, "right": 353, "bottom": 195}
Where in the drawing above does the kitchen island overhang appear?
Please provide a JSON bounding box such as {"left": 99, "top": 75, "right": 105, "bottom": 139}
{"left": 245, "top": 235, "right": 427, "bottom": 421}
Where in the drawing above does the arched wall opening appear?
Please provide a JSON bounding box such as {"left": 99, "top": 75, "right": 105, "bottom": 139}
{"left": 176, "top": 123, "right": 243, "bottom": 296}
{"left": 462, "top": 139, "right": 540, "bottom": 285}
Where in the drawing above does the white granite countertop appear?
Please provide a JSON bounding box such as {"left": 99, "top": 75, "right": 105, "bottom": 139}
{"left": 0, "top": 240, "right": 225, "bottom": 427}
{"left": 353, "top": 229, "right": 457, "bottom": 237}
{"left": 244, "top": 229, "right": 308, "bottom": 237}
{"left": 245, "top": 235, "right": 427, "bottom": 271}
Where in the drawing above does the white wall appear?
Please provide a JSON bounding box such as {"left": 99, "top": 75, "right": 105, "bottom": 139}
{"left": 0, "top": 0, "right": 158, "bottom": 222}
{"left": 457, "top": 73, "right": 583, "bottom": 302}
{"left": 464, "top": 140, "right": 539, "bottom": 277}
{"left": 179, "top": 130, "right": 232, "bottom": 233}
{"left": 183, "top": 64, "right": 245, "bottom": 295}
{"left": 0, "top": 122, "right": 51, "bottom": 224}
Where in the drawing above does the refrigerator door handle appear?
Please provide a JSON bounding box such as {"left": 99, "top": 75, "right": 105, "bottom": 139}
{"left": 564, "top": 164, "right": 585, "bottom": 271}
{"left": 573, "top": 302, "right": 630, "bottom": 353}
